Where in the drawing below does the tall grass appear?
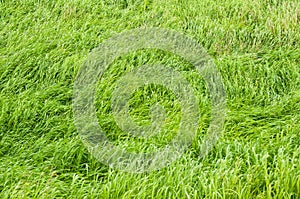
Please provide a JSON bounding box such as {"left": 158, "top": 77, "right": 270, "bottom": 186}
{"left": 1, "top": 0, "right": 300, "bottom": 198}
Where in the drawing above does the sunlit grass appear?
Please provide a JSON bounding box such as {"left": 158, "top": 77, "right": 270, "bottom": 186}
{"left": 1, "top": 0, "right": 300, "bottom": 198}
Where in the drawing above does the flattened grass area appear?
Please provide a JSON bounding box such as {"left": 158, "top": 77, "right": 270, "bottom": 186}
{"left": 1, "top": 0, "right": 300, "bottom": 198}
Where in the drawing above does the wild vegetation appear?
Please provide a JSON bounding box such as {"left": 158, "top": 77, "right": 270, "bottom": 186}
{"left": 1, "top": 0, "right": 300, "bottom": 198}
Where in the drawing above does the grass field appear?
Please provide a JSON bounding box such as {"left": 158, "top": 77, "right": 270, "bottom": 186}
{"left": 1, "top": 0, "right": 300, "bottom": 198}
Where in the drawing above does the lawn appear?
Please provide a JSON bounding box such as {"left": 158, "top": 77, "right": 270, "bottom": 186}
{"left": 1, "top": 0, "right": 300, "bottom": 198}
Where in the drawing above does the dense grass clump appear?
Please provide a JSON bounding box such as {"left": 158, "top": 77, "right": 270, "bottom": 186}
{"left": 1, "top": 0, "right": 300, "bottom": 198}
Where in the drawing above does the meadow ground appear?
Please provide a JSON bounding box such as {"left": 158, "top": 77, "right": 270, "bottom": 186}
{"left": 1, "top": 0, "right": 300, "bottom": 198}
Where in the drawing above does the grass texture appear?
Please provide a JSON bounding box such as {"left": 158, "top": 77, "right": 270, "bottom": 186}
{"left": 1, "top": 0, "right": 300, "bottom": 198}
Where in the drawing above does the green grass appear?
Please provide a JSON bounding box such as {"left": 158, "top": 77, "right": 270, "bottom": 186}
{"left": 1, "top": 0, "right": 300, "bottom": 198}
